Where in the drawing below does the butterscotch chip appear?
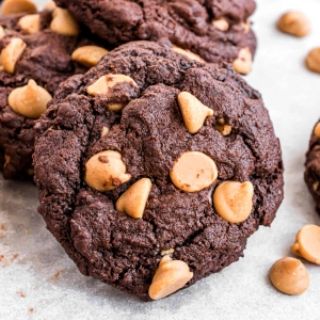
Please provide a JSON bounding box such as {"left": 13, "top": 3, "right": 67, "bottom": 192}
{"left": 277, "top": 11, "right": 311, "bottom": 37}
{"left": 0, "top": 37, "right": 27, "bottom": 74}
{"left": 172, "top": 46, "right": 205, "bottom": 63}
{"left": 85, "top": 150, "right": 131, "bottom": 192}
{"left": 232, "top": 48, "right": 252, "bottom": 75}
{"left": 170, "top": 151, "right": 218, "bottom": 192}
{"left": 18, "top": 14, "right": 41, "bottom": 34}
{"left": 269, "top": 257, "right": 309, "bottom": 295}
{"left": 1, "top": 0, "right": 37, "bottom": 16}
{"left": 213, "top": 181, "right": 254, "bottom": 224}
{"left": 314, "top": 123, "right": 320, "bottom": 138}
{"left": 116, "top": 178, "right": 152, "bottom": 219}
{"left": 87, "top": 74, "right": 137, "bottom": 97}
{"left": 291, "top": 224, "right": 320, "bottom": 265}
{"left": 8, "top": 80, "right": 52, "bottom": 118}
{"left": 149, "top": 256, "right": 193, "bottom": 300}
{"left": 306, "top": 48, "right": 320, "bottom": 74}
{"left": 50, "top": 7, "right": 79, "bottom": 36}
{"left": 212, "top": 18, "right": 229, "bottom": 31}
{"left": 71, "top": 46, "right": 108, "bottom": 67}
{"left": 177, "top": 91, "right": 213, "bottom": 134}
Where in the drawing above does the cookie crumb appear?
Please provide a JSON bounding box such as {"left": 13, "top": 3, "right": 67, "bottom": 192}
{"left": 17, "top": 290, "right": 26, "bottom": 298}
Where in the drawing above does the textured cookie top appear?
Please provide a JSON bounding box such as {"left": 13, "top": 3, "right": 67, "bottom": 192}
{"left": 34, "top": 41, "right": 283, "bottom": 300}
{"left": 0, "top": 8, "right": 108, "bottom": 179}
{"left": 305, "top": 121, "right": 320, "bottom": 213}
{"left": 54, "top": 0, "right": 257, "bottom": 71}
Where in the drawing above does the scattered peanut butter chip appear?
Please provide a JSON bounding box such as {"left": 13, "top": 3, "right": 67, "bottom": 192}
{"left": 177, "top": 91, "right": 213, "bottom": 134}
{"left": 8, "top": 79, "right": 52, "bottom": 118}
{"left": 212, "top": 17, "right": 229, "bottom": 31}
{"left": 101, "top": 126, "right": 109, "bottom": 137}
{"left": 170, "top": 151, "right": 218, "bottom": 193}
{"left": 172, "top": 46, "right": 205, "bottom": 63}
{"left": 269, "top": 257, "right": 309, "bottom": 295}
{"left": 0, "top": 37, "right": 27, "bottom": 74}
{"left": 0, "top": 26, "right": 5, "bottom": 39}
{"left": 1, "top": 0, "right": 37, "bottom": 16}
{"left": 85, "top": 150, "right": 131, "bottom": 192}
{"left": 116, "top": 178, "right": 152, "bottom": 219}
{"left": 277, "top": 11, "right": 311, "bottom": 37}
{"left": 232, "top": 48, "right": 252, "bottom": 75}
{"left": 306, "top": 48, "right": 320, "bottom": 74}
{"left": 86, "top": 74, "right": 137, "bottom": 97}
{"left": 213, "top": 181, "right": 254, "bottom": 224}
{"left": 50, "top": 7, "right": 79, "bottom": 36}
{"left": 18, "top": 14, "right": 41, "bottom": 34}
{"left": 71, "top": 46, "right": 108, "bottom": 67}
{"left": 314, "top": 123, "right": 320, "bottom": 138}
{"left": 291, "top": 224, "right": 320, "bottom": 265}
{"left": 149, "top": 256, "right": 193, "bottom": 300}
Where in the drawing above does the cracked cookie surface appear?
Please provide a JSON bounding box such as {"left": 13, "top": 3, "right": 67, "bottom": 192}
{"left": 34, "top": 41, "right": 283, "bottom": 300}
{"left": 54, "top": 0, "right": 257, "bottom": 67}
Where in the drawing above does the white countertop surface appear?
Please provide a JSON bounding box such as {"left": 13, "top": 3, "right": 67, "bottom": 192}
{"left": 1, "top": 0, "right": 320, "bottom": 319}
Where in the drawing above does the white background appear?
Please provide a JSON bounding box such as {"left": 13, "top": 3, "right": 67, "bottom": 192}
{"left": 0, "top": 0, "right": 320, "bottom": 319}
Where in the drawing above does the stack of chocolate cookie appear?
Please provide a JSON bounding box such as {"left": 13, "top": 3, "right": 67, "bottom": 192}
{"left": 0, "top": 0, "right": 284, "bottom": 301}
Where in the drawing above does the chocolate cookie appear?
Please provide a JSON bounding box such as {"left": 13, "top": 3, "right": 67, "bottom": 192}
{"left": 34, "top": 41, "right": 284, "bottom": 300}
{"left": 54, "top": 0, "right": 257, "bottom": 74}
{"left": 305, "top": 121, "right": 320, "bottom": 213}
{"left": 0, "top": 7, "right": 108, "bottom": 179}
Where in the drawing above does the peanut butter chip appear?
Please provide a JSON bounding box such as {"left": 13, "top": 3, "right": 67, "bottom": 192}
{"left": 107, "top": 103, "right": 125, "bottom": 111}
{"left": 116, "top": 178, "right": 152, "bottom": 219}
{"left": 277, "top": 11, "right": 311, "bottom": 37}
{"left": 170, "top": 151, "right": 218, "bottom": 192}
{"left": 86, "top": 74, "right": 137, "bottom": 97}
{"left": 0, "top": 37, "right": 27, "bottom": 74}
{"left": 0, "top": 26, "right": 5, "bottom": 39}
{"left": 291, "top": 224, "right": 320, "bottom": 265}
{"left": 178, "top": 91, "right": 213, "bottom": 134}
{"left": 306, "top": 48, "right": 320, "bottom": 74}
{"left": 1, "top": 0, "right": 37, "bottom": 16}
{"left": 172, "top": 46, "right": 205, "bottom": 63}
{"left": 44, "top": 0, "right": 56, "bottom": 11}
{"left": 85, "top": 151, "right": 131, "bottom": 192}
{"left": 241, "top": 21, "right": 251, "bottom": 33}
{"left": 18, "top": 14, "right": 41, "bottom": 34}
{"left": 50, "top": 7, "right": 79, "bottom": 36}
{"left": 269, "top": 257, "right": 309, "bottom": 295}
{"left": 8, "top": 80, "right": 52, "bottom": 118}
{"left": 314, "top": 123, "right": 320, "bottom": 138}
{"left": 212, "top": 18, "right": 229, "bottom": 31}
{"left": 232, "top": 48, "right": 252, "bottom": 75}
{"left": 149, "top": 256, "right": 193, "bottom": 300}
{"left": 213, "top": 181, "right": 254, "bottom": 224}
{"left": 101, "top": 126, "right": 109, "bottom": 137}
{"left": 71, "top": 46, "right": 108, "bottom": 67}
